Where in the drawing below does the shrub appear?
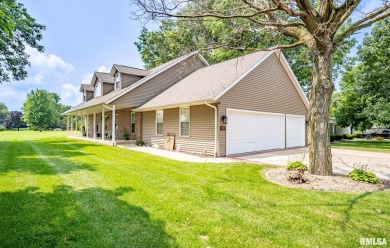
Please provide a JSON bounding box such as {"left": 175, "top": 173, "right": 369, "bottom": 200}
{"left": 348, "top": 168, "right": 380, "bottom": 184}
{"left": 286, "top": 161, "right": 308, "bottom": 172}
{"left": 354, "top": 131, "right": 363, "bottom": 138}
{"left": 122, "top": 132, "right": 130, "bottom": 140}
{"left": 343, "top": 134, "right": 354, "bottom": 140}
{"left": 330, "top": 134, "right": 343, "bottom": 142}
{"left": 0, "top": 128, "right": 5, "bottom": 131}
{"left": 135, "top": 139, "right": 145, "bottom": 146}
{"left": 376, "top": 136, "right": 384, "bottom": 141}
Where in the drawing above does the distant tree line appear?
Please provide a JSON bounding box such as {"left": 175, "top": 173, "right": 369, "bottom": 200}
{"left": 0, "top": 89, "right": 70, "bottom": 131}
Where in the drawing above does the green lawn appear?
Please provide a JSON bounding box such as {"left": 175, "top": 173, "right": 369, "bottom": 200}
{"left": 0, "top": 131, "right": 388, "bottom": 247}
{"left": 332, "top": 139, "right": 390, "bottom": 153}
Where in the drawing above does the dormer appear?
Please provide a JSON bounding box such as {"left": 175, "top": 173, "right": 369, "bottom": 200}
{"left": 79, "top": 84, "right": 94, "bottom": 102}
{"left": 110, "top": 64, "right": 149, "bottom": 90}
{"left": 90, "top": 72, "right": 114, "bottom": 97}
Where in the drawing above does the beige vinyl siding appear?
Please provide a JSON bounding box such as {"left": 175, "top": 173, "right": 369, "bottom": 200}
{"left": 111, "top": 56, "right": 206, "bottom": 107}
{"left": 121, "top": 74, "right": 143, "bottom": 89}
{"left": 142, "top": 104, "right": 215, "bottom": 155}
{"left": 86, "top": 91, "right": 94, "bottom": 101}
{"left": 218, "top": 53, "right": 308, "bottom": 156}
{"left": 103, "top": 83, "right": 114, "bottom": 95}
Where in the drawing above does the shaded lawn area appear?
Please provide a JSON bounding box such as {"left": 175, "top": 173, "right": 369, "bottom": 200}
{"left": 332, "top": 139, "right": 390, "bottom": 153}
{"left": 0, "top": 131, "right": 389, "bottom": 247}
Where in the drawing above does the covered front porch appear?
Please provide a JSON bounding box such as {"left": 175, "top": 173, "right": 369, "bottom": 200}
{"left": 65, "top": 104, "right": 141, "bottom": 146}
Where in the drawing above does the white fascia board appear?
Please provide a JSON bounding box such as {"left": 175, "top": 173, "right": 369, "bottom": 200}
{"left": 213, "top": 51, "right": 275, "bottom": 101}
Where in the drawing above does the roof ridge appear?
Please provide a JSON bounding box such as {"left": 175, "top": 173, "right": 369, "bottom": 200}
{"left": 114, "top": 64, "right": 147, "bottom": 71}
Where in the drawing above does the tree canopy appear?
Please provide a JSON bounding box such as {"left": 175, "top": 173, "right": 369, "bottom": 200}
{"left": 135, "top": 19, "right": 356, "bottom": 93}
{"left": 3, "top": 110, "right": 26, "bottom": 130}
{"left": 0, "top": 0, "right": 45, "bottom": 83}
{"left": 334, "top": 19, "right": 390, "bottom": 130}
{"left": 0, "top": 102, "right": 8, "bottom": 125}
{"left": 22, "top": 89, "right": 70, "bottom": 130}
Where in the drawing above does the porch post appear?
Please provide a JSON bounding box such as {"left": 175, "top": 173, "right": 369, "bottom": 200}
{"left": 102, "top": 106, "right": 105, "bottom": 141}
{"left": 93, "top": 111, "right": 96, "bottom": 139}
{"left": 71, "top": 115, "right": 74, "bottom": 136}
{"left": 66, "top": 115, "right": 69, "bottom": 137}
{"left": 333, "top": 124, "right": 335, "bottom": 134}
{"left": 75, "top": 114, "right": 78, "bottom": 137}
{"left": 112, "top": 105, "right": 116, "bottom": 145}
{"left": 86, "top": 114, "right": 89, "bottom": 138}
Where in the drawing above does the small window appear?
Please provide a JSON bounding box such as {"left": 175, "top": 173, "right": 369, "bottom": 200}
{"left": 131, "top": 112, "right": 136, "bottom": 134}
{"left": 94, "top": 81, "right": 101, "bottom": 97}
{"left": 156, "top": 110, "right": 163, "bottom": 135}
{"left": 115, "top": 72, "right": 120, "bottom": 90}
{"left": 180, "top": 107, "right": 190, "bottom": 136}
{"left": 83, "top": 91, "right": 86, "bottom": 102}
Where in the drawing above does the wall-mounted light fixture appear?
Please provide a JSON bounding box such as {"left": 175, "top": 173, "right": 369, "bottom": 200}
{"left": 305, "top": 120, "right": 309, "bottom": 126}
{"left": 221, "top": 114, "right": 228, "bottom": 125}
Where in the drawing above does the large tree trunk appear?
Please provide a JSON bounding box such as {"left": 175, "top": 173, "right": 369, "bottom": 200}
{"left": 308, "top": 52, "right": 334, "bottom": 176}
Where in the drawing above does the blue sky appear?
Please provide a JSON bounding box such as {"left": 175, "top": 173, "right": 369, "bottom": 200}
{"left": 0, "top": 0, "right": 382, "bottom": 111}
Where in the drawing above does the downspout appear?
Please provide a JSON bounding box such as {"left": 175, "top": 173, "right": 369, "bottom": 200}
{"left": 205, "top": 101, "right": 217, "bottom": 158}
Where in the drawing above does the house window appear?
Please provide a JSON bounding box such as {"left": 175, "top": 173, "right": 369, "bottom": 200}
{"left": 115, "top": 72, "right": 120, "bottom": 90}
{"left": 94, "top": 81, "right": 101, "bottom": 97}
{"left": 180, "top": 107, "right": 190, "bottom": 136}
{"left": 156, "top": 110, "right": 163, "bottom": 135}
{"left": 83, "top": 90, "right": 86, "bottom": 102}
{"left": 131, "top": 112, "right": 136, "bottom": 134}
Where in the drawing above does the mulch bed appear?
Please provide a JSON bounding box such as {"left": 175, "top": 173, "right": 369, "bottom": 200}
{"left": 264, "top": 167, "right": 390, "bottom": 192}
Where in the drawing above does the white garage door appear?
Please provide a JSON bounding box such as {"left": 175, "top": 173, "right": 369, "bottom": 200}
{"left": 226, "top": 109, "right": 285, "bottom": 155}
{"left": 286, "top": 114, "right": 305, "bottom": 148}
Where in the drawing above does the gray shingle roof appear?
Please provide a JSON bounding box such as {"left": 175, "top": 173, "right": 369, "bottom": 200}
{"left": 95, "top": 72, "right": 114, "bottom": 84}
{"left": 79, "top": 84, "right": 94, "bottom": 92}
{"left": 113, "top": 64, "right": 150, "bottom": 76}
{"left": 64, "top": 51, "right": 202, "bottom": 115}
{"left": 137, "top": 51, "right": 271, "bottom": 110}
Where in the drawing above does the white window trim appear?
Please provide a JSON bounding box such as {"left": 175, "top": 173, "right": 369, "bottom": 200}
{"left": 83, "top": 90, "right": 86, "bottom": 102}
{"left": 179, "top": 107, "right": 190, "bottom": 137}
{"left": 131, "top": 112, "right": 136, "bottom": 134}
{"left": 94, "top": 80, "right": 102, "bottom": 97}
{"left": 114, "top": 72, "right": 121, "bottom": 90}
{"left": 156, "top": 109, "right": 164, "bottom": 136}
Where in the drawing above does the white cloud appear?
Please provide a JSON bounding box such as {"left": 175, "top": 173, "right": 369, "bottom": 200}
{"left": 26, "top": 46, "right": 74, "bottom": 74}
{"left": 33, "top": 73, "right": 44, "bottom": 84}
{"left": 97, "top": 65, "right": 110, "bottom": 73}
{"left": 81, "top": 73, "right": 93, "bottom": 85}
{"left": 0, "top": 85, "right": 29, "bottom": 111}
{"left": 60, "top": 83, "right": 80, "bottom": 106}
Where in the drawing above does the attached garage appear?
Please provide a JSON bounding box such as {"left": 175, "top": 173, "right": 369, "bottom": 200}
{"left": 226, "top": 108, "right": 306, "bottom": 156}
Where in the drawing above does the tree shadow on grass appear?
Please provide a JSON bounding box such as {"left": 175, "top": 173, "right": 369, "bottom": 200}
{"left": 0, "top": 140, "right": 97, "bottom": 175}
{"left": 0, "top": 186, "right": 176, "bottom": 247}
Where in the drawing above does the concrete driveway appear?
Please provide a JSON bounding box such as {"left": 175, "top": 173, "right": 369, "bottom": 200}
{"left": 237, "top": 147, "right": 390, "bottom": 180}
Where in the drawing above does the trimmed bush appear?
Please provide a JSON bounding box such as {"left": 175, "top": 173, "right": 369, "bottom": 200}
{"left": 286, "top": 161, "right": 308, "bottom": 171}
{"left": 343, "top": 134, "right": 354, "bottom": 140}
{"left": 135, "top": 139, "right": 145, "bottom": 146}
{"left": 348, "top": 168, "right": 380, "bottom": 184}
{"left": 354, "top": 131, "right": 363, "bottom": 138}
{"left": 330, "top": 134, "right": 343, "bottom": 142}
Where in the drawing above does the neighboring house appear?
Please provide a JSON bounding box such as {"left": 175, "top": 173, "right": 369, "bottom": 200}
{"left": 65, "top": 50, "right": 308, "bottom": 157}
{"left": 329, "top": 118, "right": 352, "bottom": 135}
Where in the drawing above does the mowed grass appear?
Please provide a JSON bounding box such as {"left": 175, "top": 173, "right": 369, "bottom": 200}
{"left": 332, "top": 139, "right": 390, "bottom": 153}
{"left": 0, "top": 131, "right": 389, "bottom": 247}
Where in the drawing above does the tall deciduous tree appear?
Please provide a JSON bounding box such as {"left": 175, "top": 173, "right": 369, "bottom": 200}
{"left": 131, "top": 0, "right": 390, "bottom": 175}
{"left": 334, "top": 19, "right": 390, "bottom": 129}
{"left": 3, "top": 111, "right": 26, "bottom": 130}
{"left": 0, "top": 0, "right": 45, "bottom": 83}
{"left": 22, "top": 89, "right": 55, "bottom": 130}
{"left": 0, "top": 102, "right": 9, "bottom": 125}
